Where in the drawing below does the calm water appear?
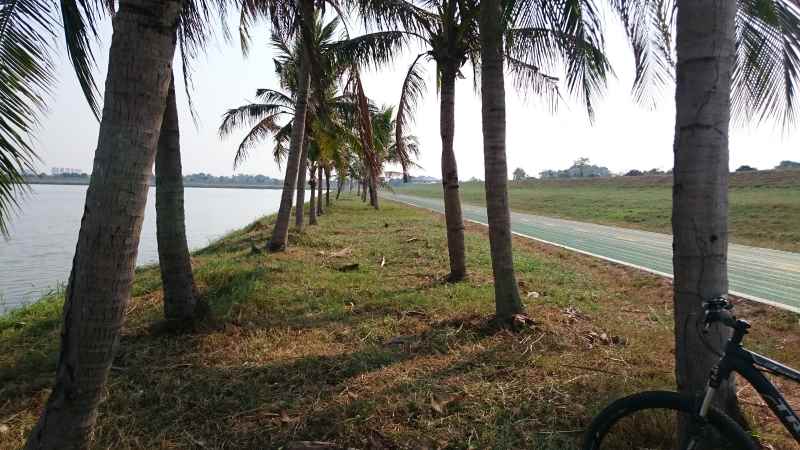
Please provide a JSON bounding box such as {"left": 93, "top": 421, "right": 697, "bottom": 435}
{"left": 0, "top": 184, "right": 282, "bottom": 313}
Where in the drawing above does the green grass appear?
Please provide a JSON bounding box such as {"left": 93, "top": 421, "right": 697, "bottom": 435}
{"left": 397, "top": 171, "right": 800, "bottom": 252}
{"left": 1, "top": 197, "right": 798, "bottom": 449}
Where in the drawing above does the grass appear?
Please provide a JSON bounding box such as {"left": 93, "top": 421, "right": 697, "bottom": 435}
{"left": 396, "top": 170, "right": 800, "bottom": 252}
{"left": 1, "top": 197, "right": 799, "bottom": 449}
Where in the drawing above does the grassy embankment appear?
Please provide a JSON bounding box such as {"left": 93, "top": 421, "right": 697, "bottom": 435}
{"left": 1, "top": 198, "right": 798, "bottom": 449}
{"left": 396, "top": 170, "right": 800, "bottom": 252}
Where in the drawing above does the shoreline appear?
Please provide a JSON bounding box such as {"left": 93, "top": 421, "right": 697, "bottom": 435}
{"left": 24, "top": 179, "right": 285, "bottom": 190}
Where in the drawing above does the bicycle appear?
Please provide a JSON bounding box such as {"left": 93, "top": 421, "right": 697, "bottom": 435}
{"left": 582, "top": 296, "right": 800, "bottom": 449}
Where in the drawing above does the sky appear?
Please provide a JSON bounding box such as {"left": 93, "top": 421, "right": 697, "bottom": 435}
{"left": 33, "top": 10, "right": 799, "bottom": 180}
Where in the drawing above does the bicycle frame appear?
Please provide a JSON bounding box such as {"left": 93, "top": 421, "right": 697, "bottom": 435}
{"left": 711, "top": 340, "right": 800, "bottom": 442}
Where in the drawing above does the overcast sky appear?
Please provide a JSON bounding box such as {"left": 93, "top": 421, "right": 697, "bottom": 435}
{"left": 33, "top": 11, "right": 799, "bottom": 180}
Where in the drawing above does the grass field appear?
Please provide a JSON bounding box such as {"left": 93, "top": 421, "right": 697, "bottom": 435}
{"left": 396, "top": 170, "right": 800, "bottom": 253}
{"left": 1, "top": 198, "right": 798, "bottom": 449}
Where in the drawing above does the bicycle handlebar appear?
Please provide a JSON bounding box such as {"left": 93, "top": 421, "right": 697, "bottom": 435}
{"left": 702, "top": 296, "right": 751, "bottom": 332}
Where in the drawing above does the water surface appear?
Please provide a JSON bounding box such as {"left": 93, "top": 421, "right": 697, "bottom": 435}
{"left": 0, "top": 184, "right": 281, "bottom": 313}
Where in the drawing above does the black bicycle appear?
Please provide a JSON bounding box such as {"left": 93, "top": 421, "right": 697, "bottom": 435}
{"left": 582, "top": 297, "right": 800, "bottom": 450}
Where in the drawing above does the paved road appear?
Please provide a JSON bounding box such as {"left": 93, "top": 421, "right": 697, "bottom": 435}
{"left": 387, "top": 193, "right": 800, "bottom": 314}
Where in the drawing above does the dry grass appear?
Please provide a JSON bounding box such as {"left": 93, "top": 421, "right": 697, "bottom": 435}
{"left": 1, "top": 197, "right": 798, "bottom": 449}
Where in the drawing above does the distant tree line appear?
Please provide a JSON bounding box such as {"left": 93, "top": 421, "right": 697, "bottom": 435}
{"left": 539, "top": 158, "right": 610, "bottom": 179}
{"left": 182, "top": 173, "right": 282, "bottom": 186}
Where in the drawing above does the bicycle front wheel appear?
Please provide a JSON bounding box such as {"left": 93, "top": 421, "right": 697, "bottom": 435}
{"left": 582, "top": 391, "right": 759, "bottom": 450}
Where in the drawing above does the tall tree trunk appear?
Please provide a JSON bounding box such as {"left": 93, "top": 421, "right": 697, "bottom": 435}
{"left": 308, "top": 165, "right": 318, "bottom": 225}
{"left": 268, "top": 0, "right": 313, "bottom": 251}
{"left": 479, "top": 0, "right": 523, "bottom": 321}
{"left": 349, "top": 178, "right": 353, "bottom": 193}
{"left": 336, "top": 174, "right": 344, "bottom": 200}
{"left": 317, "top": 165, "right": 324, "bottom": 215}
{"left": 295, "top": 137, "right": 310, "bottom": 231}
{"left": 24, "top": 1, "right": 181, "bottom": 448}
{"left": 368, "top": 167, "right": 380, "bottom": 209}
{"left": 325, "top": 166, "right": 331, "bottom": 207}
{"left": 673, "top": 0, "right": 739, "bottom": 434}
{"left": 156, "top": 76, "right": 200, "bottom": 325}
{"left": 361, "top": 178, "right": 368, "bottom": 202}
{"left": 439, "top": 62, "right": 466, "bottom": 282}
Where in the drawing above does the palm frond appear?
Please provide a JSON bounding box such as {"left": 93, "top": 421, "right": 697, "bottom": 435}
{"left": 733, "top": 0, "right": 800, "bottom": 126}
{"left": 514, "top": 0, "right": 611, "bottom": 118}
{"left": 606, "top": 0, "right": 674, "bottom": 108}
{"left": 60, "top": 0, "right": 104, "bottom": 118}
{"left": 395, "top": 52, "right": 427, "bottom": 177}
{"left": 331, "top": 30, "right": 419, "bottom": 70}
{"left": 0, "top": 0, "right": 56, "bottom": 236}
{"left": 178, "top": 0, "right": 230, "bottom": 123}
{"left": 356, "top": 0, "right": 435, "bottom": 34}
{"left": 505, "top": 54, "right": 561, "bottom": 111}
{"left": 233, "top": 114, "right": 282, "bottom": 168}
{"left": 219, "top": 102, "right": 291, "bottom": 136}
{"left": 240, "top": 0, "right": 296, "bottom": 55}
{"left": 255, "top": 88, "right": 296, "bottom": 108}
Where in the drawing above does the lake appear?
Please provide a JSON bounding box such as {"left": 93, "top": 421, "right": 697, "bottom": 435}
{"left": 0, "top": 184, "right": 283, "bottom": 313}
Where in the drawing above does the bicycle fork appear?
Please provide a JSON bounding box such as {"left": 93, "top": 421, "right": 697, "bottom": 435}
{"left": 684, "top": 365, "right": 724, "bottom": 450}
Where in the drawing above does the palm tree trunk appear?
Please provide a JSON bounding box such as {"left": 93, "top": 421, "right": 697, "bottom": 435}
{"left": 156, "top": 76, "right": 200, "bottom": 325}
{"left": 295, "top": 137, "right": 310, "bottom": 231}
{"left": 317, "top": 166, "right": 324, "bottom": 215}
{"left": 24, "top": 1, "right": 181, "bottom": 447}
{"left": 479, "top": 0, "right": 522, "bottom": 321}
{"left": 336, "top": 174, "right": 344, "bottom": 200}
{"left": 439, "top": 62, "right": 466, "bottom": 282}
{"left": 673, "top": 0, "right": 740, "bottom": 434}
{"left": 361, "top": 178, "right": 368, "bottom": 202}
{"left": 268, "top": 0, "right": 313, "bottom": 251}
{"left": 325, "top": 166, "right": 331, "bottom": 207}
{"left": 368, "top": 168, "right": 380, "bottom": 209}
{"left": 309, "top": 165, "right": 318, "bottom": 225}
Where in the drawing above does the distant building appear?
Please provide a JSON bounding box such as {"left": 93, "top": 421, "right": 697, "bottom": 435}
{"left": 52, "top": 167, "right": 82, "bottom": 176}
{"left": 383, "top": 170, "right": 404, "bottom": 180}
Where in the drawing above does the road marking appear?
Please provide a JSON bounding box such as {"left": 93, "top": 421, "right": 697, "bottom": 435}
{"left": 387, "top": 194, "right": 800, "bottom": 314}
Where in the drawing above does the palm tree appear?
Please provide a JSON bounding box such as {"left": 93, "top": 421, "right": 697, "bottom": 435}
{"left": 672, "top": 0, "right": 738, "bottom": 433}
{"left": 24, "top": 1, "right": 188, "bottom": 446}
{"left": 242, "top": 0, "right": 337, "bottom": 251}
{"left": 479, "top": 0, "right": 523, "bottom": 321}
{"left": 342, "top": 0, "right": 598, "bottom": 281}
{"left": 669, "top": 0, "right": 800, "bottom": 430}
{"left": 156, "top": 76, "right": 202, "bottom": 325}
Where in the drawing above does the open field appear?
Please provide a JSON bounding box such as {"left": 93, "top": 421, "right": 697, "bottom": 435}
{"left": 1, "top": 198, "right": 798, "bottom": 449}
{"left": 397, "top": 170, "right": 800, "bottom": 252}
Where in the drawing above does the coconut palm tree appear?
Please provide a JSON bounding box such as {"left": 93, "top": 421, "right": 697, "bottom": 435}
{"left": 241, "top": 0, "right": 352, "bottom": 251}
{"left": 23, "top": 1, "right": 186, "bottom": 446}
{"left": 479, "top": 0, "right": 523, "bottom": 321}
{"left": 22, "top": 0, "right": 231, "bottom": 445}
{"left": 155, "top": 75, "right": 201, "bottom": 325}
{"left": 340, "top": 0, "right": 607, "bottom": 285}
{"left": 668, "top": 0, "right": 800, "bottom": 430}
{"left": 672, "top": 0, "right": 738, "bottom": 434}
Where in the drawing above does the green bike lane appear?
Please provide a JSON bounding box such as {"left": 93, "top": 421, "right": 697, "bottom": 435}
{"left": 387, "top": 193, "right": 800, "bottom": 314}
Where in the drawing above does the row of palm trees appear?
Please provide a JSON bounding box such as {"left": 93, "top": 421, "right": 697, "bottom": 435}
{"left": 2, "top": 0, "right": 800, "bottom": 447}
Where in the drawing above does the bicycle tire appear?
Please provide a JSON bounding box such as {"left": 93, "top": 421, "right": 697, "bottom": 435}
{"left": 582, "top": 390, "right": 759, "bottom": 450}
